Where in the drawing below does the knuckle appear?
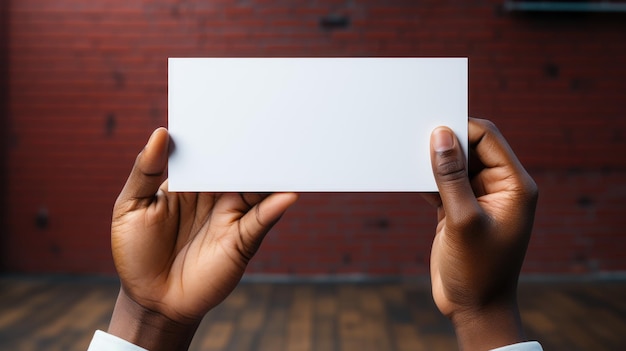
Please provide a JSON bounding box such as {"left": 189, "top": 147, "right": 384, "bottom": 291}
{"left": 520, "top": 175, "right": 539, "bottom": 205}
{"left": 471, "top": 118, "right": 501, "bottom": 138}
{"left": 435, "top": 152, "right": 467, "bottom": 183}
{"left": 526, "top": 177, "right": 539, "bottom": 198}
{"left": 479, "top": 119, "right": 500, "bottom": 136}
{"left": 510, "top": 168, "right": 539, "bottom": 204}
{"left": 449, "top": 207, "right": 487, "bottom": 236}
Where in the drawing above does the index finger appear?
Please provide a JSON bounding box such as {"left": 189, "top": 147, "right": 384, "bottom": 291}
{"left": 469, "top": 118, "right": 525, "bottom": 175}
{"left": 469, "top": 117, "right": 537, "bottom": 197}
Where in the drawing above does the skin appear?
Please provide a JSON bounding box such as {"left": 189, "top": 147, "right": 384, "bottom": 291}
{"left": 424, "top": 118, "right": 538, "bottom": 350}
{"left": 108, "top": 127, "right": 298, "bottom": 350}
{"left": 106, "top": 118, "right": 538, "bottom": 351}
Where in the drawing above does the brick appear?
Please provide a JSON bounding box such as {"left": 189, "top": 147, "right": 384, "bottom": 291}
{"left": 2, "top": 0, "right": 626, "bottom": 275}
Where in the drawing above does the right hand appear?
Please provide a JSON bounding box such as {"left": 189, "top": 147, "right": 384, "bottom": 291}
{"left": 423, "top": 118, "right": 538, "bottom": 350}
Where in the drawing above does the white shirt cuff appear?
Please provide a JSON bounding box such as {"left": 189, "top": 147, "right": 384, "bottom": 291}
{"left": 87, "top": 330, "right": 148, "bottom": 351}
{"left": 86, "top": 330, "right": 541, "bottom": 351}
{"left": 491, "top": 341, "right": 543, "bottom": 351}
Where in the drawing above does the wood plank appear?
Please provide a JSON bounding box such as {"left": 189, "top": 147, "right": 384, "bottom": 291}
{"left": 1, "top": 277, "right": 626, "bottom": 351}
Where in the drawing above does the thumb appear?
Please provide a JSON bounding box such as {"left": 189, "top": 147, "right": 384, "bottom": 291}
{"left": 430, "top": 127, "right": 482, "bottom": 226}
{"left": 117, "top": 127, "right": 169, "bottom": 208}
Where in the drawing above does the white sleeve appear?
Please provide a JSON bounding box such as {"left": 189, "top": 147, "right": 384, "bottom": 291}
{"left": 87, "top": 330, "right": 149, "bottom": 351}
{"left": 490, "top": 341, "right": 543, "bottom": 351}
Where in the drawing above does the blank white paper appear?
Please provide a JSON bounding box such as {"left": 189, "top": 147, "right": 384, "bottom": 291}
{"left": 168, "top": 57, "right": 467, "bottom": 192}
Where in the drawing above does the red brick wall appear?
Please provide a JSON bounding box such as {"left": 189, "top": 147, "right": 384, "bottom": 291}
{"left": 0, "top": 0, "right": 9, "bottom": 268}
{"left": 3, "top": 0, "right": 626, "bottom": 275}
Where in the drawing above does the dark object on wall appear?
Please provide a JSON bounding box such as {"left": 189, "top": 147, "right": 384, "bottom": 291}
{"left": 35, "top": 207, "right": 49, "bottom": 230}
{"left": 319, "top": 14, "right": 350, "bottom": 30}
{"left": 504, "top": 1, "right": 626, "bottom": 12}
{"left": 105, "top": 113, "right": 116, "bottom": 136}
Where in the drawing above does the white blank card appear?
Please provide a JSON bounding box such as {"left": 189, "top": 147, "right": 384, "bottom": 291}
{"left": 168, "top": 58, "right": 467, "bottom": 192}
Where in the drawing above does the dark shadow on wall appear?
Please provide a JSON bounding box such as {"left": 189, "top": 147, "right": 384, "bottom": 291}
{"left": 0, "top": 1, "right": 9, "bottom": 271}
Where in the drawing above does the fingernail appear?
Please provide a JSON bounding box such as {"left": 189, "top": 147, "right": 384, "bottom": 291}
{"left": 146, "top": 128, "right": 161, "bottom": 148}
{"left": 432, "top": 128, "right": 455, "bottom": 152}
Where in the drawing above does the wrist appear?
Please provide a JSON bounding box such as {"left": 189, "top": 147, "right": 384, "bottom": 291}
{"left": 108, "top": 288, "right": 200, "bottom": 351}
{"left": 450, "top": 299, "right": 526, "bottom": 351}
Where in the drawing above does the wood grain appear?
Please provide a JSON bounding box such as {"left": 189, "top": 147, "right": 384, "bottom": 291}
{"left": 0, "top": 277, "right": 624, "bottom": 350}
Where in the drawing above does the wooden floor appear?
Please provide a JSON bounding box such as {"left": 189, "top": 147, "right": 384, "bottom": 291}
{"left": 1, "top": 276, "right": 625, "bottom": 351}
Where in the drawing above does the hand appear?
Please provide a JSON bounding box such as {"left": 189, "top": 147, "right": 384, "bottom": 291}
{"left": 108, "top": 128, "right": 298, "bottom": 350}
{"left": 423, "top": 118, "right": 538, "bottom": 350}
